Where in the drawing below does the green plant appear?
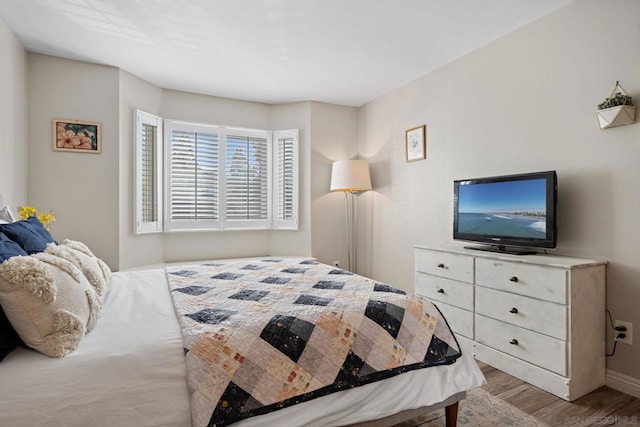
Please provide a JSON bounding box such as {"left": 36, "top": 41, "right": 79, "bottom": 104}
{"left": 598, "top": 92, "right": 634, "bottom": 110}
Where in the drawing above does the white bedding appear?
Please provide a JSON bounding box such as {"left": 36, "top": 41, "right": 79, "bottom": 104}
{"left": 0, "top": 263, "right": 484, "bottom": 427}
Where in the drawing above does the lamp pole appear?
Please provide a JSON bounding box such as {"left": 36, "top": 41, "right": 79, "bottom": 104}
{"left": 330, "top": 159, "right": 372, "bottom": 273}
{"left": 343, "top": 190, "right": 358, "bottom": 272}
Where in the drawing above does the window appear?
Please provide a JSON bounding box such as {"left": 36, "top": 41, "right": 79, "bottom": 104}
{"left": 165, "top": 121, "right": 220, "bottom": 231}
{"left": 135, "top": 110, "right": 163, "bottom": 234}
{"left": 135, "top": 111, "right": 298, "bottom": 233}
{"left": 273, "top": 129, "right": 298, "bottom": 229}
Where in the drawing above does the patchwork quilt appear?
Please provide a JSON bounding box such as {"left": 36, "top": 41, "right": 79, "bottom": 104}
{"left": 166, "top": 258, "right": 461, "bottom": 427}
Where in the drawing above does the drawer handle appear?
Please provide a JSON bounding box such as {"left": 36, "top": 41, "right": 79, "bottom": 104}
{"left": 509, "top": 276, "right": 519, "bottom": 282}
{"left": 509, "top": 339, "right": 519, "bottom": 345}
{"left": 437, "top": 263, "right": 446, "bottom": 269}
{"left": 509, "top": 307, "right": 519, "bottom": 314}
{"left": 437, "top": 288, "right": 445, "bottom": 294}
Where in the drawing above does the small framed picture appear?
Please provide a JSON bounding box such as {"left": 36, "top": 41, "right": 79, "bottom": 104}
{"left": 53, "top": 119, "right": 102, "bottom": 153}
{"left": 405, "top": 125, "right": 426, "bottom": 162}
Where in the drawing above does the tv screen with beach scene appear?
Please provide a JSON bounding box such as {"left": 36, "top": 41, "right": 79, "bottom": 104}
{"left": 453, "top": 171, "right": 557, "bottom": 254}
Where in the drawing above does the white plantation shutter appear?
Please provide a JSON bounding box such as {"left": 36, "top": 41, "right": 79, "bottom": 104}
{"left": 135, "top": 110, "right": 163, "bottom": 234}
{"left": 224, "top": 131, "right": 271, "bottom": 229}
{"left": 273, "top": 129, "right": 298, "bottom": 229}
{"left": 165, "top": 121, "right": 220, "bottom": 230}
{"left": 141, "top": 124, "right": 157, "bottom": 221}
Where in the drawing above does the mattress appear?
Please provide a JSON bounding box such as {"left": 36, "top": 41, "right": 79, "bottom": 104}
{"left": 0, "top": 262, "right": 484, "bottom": 427}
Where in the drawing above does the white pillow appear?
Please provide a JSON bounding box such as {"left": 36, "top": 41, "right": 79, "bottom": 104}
{"left": 0, "top": 206, "right": 15, "bottom": 224}
{"left": 46, "top": 240, "right": 111, "bottom": 299}
{"left": 0, "top": 253, "right": 102, "bottom": 357}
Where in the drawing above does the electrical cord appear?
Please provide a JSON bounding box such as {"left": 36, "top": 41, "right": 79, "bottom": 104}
{"left": 606, "top": 309, "right": 617, "bottom": 356}
{"left": 605, "top": 309, "right": 627, "bottom": 357}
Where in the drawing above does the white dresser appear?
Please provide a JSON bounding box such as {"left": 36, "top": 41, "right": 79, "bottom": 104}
{"left": 414, "top": 245, "right": 606, "bottom": 401}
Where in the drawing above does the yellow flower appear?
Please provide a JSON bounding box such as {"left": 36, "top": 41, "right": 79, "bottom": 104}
{"left": 17, "top": 206, "right": 37, "bottom": 220}
{"left": 17, "top": 205, "right": 56, "bottom": 231}
{"left": 38, "top": 212, "right": 56, "bottom": 231}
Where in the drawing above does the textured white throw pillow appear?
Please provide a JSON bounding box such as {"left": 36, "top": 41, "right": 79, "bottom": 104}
{"left": 46, "top": 240, "right": 112, "bottom": 299}
{"left": 0, "top": 253, "right": 102, "bottom": 357}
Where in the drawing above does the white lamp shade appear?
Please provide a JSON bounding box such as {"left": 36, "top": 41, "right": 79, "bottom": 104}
{"left": 330, "top": 160, "right": 372, "bottom": 192}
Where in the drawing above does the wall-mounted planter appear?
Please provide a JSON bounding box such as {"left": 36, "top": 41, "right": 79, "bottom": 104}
{"left": 597, "top": 81, "right": 636, "bottom": 129}
{"left": 597, "top": 105, "right": 637, "bottom": 129}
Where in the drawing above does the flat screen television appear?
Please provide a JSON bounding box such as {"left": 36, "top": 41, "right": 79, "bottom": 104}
{"left": 453, "top": 170, "right": 557, "bottom": 255}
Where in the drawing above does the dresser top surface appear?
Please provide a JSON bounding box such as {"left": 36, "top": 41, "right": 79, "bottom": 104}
{"left": 414, "top": 244, "right": 607, "bottom": 269}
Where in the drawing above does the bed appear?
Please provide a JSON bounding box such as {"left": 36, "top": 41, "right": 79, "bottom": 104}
{"left": 0, "top": 245, "right": 484, "bottom": 426}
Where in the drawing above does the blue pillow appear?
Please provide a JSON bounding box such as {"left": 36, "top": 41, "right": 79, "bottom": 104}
{"left": 0, "top": 305, "right": 23, "bottom": 361}
{"left": 0, "top": 217, "right": 55, "bottom": 254}
{"left": 0, "top": 232, "right": 28, "bottom": 262}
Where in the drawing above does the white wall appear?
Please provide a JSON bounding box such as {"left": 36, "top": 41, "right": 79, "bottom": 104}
{"left": 0, "top": 17, "right": 27, "bottom": 210}
{"left": 309, "top": 102, "right": 358, "bottom": 268}
{"left": 357, "top": 0, "right": 640, "bottom": 381}
{"left": 27, "top": 54, "right": 120, "bottom": 269}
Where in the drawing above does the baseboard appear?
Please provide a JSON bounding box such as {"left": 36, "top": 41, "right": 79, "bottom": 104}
{"left": 606, "top": 369, "right": 640, "bottom": 399}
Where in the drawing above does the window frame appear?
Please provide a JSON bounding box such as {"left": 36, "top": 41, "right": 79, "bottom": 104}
{"left": 134, "top": 110, "right": 163, "bottom": 234}
{"left": 135, "top": 114, "right": 298, "bottom": 233}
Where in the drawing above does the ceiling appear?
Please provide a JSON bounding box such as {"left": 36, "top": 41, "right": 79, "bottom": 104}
{"left": 0, "top": 0, "right": 573, "bottom": 107}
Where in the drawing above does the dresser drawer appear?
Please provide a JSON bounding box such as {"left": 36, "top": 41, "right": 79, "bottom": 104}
{"left": 476, "top": 258, "right": 567, "bottom": 304}
{"left": 415, "top": 249, "right": 474, "bottom": 283}
{"left": 415, "top": 273, "right": 474, "bottom": 311}
{"left": 475, "top": 286, "right": 567, "bottom": 340}
{"left": 475, "top": 314, "right": 566, "bottom": 375}
{"left": 433, "top": 301, "right": 474, "bottom": 340}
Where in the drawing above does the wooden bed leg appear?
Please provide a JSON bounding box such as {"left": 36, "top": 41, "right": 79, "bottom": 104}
{"left": 445, "top": 402, "right": 459, "bottom": 427}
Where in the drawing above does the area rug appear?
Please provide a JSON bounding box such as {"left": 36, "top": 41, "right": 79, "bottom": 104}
{"left": 394, "top": 387, "right": 550, "bottom": 427}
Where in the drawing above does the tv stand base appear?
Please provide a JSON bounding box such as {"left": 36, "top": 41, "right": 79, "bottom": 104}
{"left": 463, "top": 244, "right": 537, "bottom": 256}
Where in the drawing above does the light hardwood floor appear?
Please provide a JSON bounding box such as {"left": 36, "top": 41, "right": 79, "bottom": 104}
{"left": 478, "top": 362, "right": 640, "bottom": 426}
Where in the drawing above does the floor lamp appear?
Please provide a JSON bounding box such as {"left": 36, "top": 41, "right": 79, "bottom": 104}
{"left": 330, "top": 160, "right": 372, "bottom": 273}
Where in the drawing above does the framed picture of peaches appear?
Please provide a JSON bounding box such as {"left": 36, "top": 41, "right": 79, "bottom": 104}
{"left": 53, "top": 119, "right": 101, "bottom": 153}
